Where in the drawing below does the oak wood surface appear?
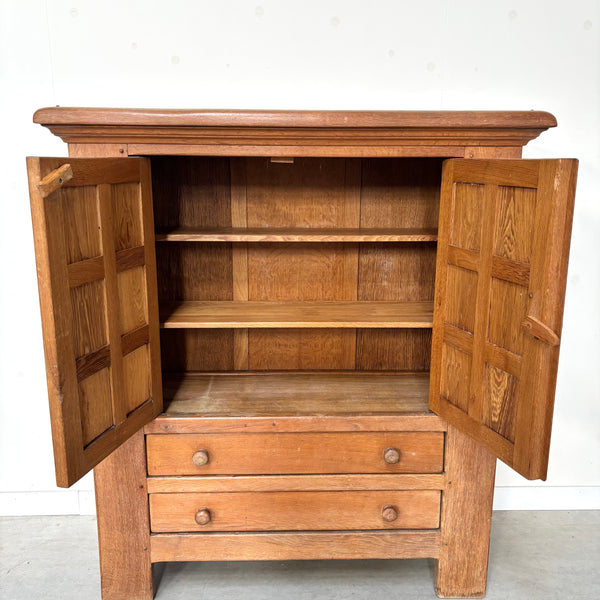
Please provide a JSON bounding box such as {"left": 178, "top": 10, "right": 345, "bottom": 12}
{"left": 245, "top": 157, "right": 361, "bottom": 369}
{"left": 146, "top": 413, "right": 446, "bottom": 434}
{"left": 146, "top": 431, "right": 444, "bottom": 476}
{"left": 94, "top": 430, "right": 153, "bottom": 600}
{"left": 429, "top": 159, "right": 577, "bottom": 480}
{"left": 160, "top": 371, "right": 431, "bottom": 416}
{"left": 146, "top": 473, "right": 445, "bottom": 493}
{"left": 435, "top": 425, "right": 496, "bottom": 598}
{"left": 155, "top": 227, "right": 438, "bottom": 242}
{"left": 160, "top": 300, "right": 434, "bottom": 328}
{"left": 27, "top": 156, "right": 162, "bottom": 487}
{"left": 150, "top": 530, "right": 441, "bottom": 562}
{"left": 35, "top": 109, "right": 557, "bottom": 157}
{"left": 34, "top": 107, "right": 558, "bottom": 128}
{"left": 149, "top": 490, "right": 441, "bottom": 532}
{"left": 30, "top": 109, "right": 571, "bottom": 600}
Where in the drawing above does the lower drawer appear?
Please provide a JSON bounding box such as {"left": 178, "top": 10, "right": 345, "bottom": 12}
{"left": 149, "top": 490, "right": 441, "bottom": 533}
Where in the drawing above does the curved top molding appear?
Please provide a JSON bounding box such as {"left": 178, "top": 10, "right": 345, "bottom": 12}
{"left": 34, "top": 107, "right": 557, "bottom": 128}
{"left": 33, "top": 108, "right": 557, "bottom": 156}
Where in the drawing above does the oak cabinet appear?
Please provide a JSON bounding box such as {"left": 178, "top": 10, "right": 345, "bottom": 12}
{"left": 27, "top": 109, "right": 577, "bottom": 599}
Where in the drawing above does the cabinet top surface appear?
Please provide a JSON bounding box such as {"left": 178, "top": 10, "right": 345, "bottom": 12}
{"left": 33, "top": 108, "right": 557, "bottom": 155}
{"left": 34, "top": 107, "right": 557, "bottom": 129}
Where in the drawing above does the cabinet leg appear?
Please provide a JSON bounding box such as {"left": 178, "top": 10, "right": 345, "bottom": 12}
{"left": 94, "top": 430, "right": 153, "bottom": 600}
{"left": 435, "top": 425, "right": 496, "bottom": 598}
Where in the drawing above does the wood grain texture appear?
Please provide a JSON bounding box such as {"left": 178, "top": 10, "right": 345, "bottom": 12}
{"left": 230, "top": 158, "right": 250, "bottom": 369}
{"left": 78, "top": 368, "right": 112, "bottom": 445}
{"left": 511, "top": 159, "right": 578, "bottom": 479}
{"left": 356, "top": 329, "right": 432, "bottom": 371}
{"left": 160, "top": 300, "right": 434, "bottom": 328}
{"left": 248, "top": 329, "right": 356, "bottom": 370}
{"left": 112, "top": 182, "right": 143, "bottom": 251}
{"left": 360, "top": 158, "right": 442, "bottom": 229}
{"left": 359, "top": 158, "right": 440, "bottom": 372}
{"left": 34, "top": 107, "right": 558, "bottom": 128}
{"left": 146, "top": 412, "right": 446, "bottom": 434}
{"left": 156, "top": 242, "right": 233, "bottom": 301}
{"left": 430, "top": 159, "right": 578, "bottom": 480}
{"left": 69, "top": 280, "right": 108, "bottom": 358}
{"left": 152, "top": 157, "right": 234, "bottom": 368}
{"left": 147, "top": 473, "right": 445, "bottom": 493}
{"left": 97, "top": 181, "right": 132, "bottom": 421}
{"left": 151, "top": 156, "right": 232, "bottom": 229}
{"left": 248, "top": 243, "right": 358, "bottom": 300}
{"left": 94, "top": 430, "right": 153, "bottom": 600}
{"left": 245, "top": 157, "right": 360, "bottom": 368}
{"left": 149, "top": 490, "right": 441, "bottom": 532}
{"left": 27, "top": 156, "right": 162, "bottom": 487}
{"left": 150, "top": 530, "right": 441, "bottom": 562}
{"left": 161, "top": 371, "right": 431, "bottom": 416}
{"left": 146, "top": 431, "right": 444, "bottom": 476}
{"left": 435, "top": 425, "right": 496, "bottom": 599}
{"left": 155, "top": 227, "right": 438, "bottom": 242}
{"left": 159, "top": 330, "right": 234, "bottom": 372}
{"left": 36, "top": 163, "right": 74, "bottom": 197}
{"left": 34, "top": 108, "right": 557, "bottom": 155}
{"left": 246, "top": 157, "right": 349, "bottom": 228}
{"left": 30, "top": 111, "right": 572, "bottom": 600}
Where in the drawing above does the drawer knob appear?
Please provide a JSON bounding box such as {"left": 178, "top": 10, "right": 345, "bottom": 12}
{"left": 195, "top": 508, "right": 212, "bottom": 526}
{"left": 383, "top": 447, "right": 401, "bottom": 464}
{"left": 381, "top": 504, "right": 398, "bottom": 522}
{"left": 192, "top": 449, "right": 210, "bottom": 467}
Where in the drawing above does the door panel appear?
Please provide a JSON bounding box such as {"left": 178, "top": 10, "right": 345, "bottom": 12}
{"left": 430, "top": 159, "right": 577, "bottom": 480}
{"left": 27, "top": 157, "right": 162, "bottom": 487}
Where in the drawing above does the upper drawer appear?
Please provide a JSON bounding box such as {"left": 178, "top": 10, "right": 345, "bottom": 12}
{"left": 146, "top": 432, "right": 444, "bottom": 476}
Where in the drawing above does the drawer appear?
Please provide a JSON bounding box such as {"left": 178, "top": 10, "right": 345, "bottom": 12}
{"left": 149, "top": 490, "right": 441, "bottom": 532}
{"left": 146, "top": 432, "right": 444, "bottom": 475}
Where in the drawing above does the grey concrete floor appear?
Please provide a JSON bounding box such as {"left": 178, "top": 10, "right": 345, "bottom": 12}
{"left": 0, "top": 511, "right": 598, "bottom": 599}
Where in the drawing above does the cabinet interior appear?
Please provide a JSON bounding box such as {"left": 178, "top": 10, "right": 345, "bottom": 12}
{"left": 151, "top": 156, "right": 443, "bottom": 417}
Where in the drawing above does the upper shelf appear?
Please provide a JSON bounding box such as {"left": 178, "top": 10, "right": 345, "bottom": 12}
{"left": 160, "top": 301, "right": 434, "bottom": 329}
{"left": 33, "top": 108, "right": 557, "bottom": 157}
{"left": 155, "top": 227, "right": 438, "bottom": 243}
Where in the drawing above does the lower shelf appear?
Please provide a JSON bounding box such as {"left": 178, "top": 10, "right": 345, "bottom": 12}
{"left": 161, "top": 371, "right": 431, "bottom": 416}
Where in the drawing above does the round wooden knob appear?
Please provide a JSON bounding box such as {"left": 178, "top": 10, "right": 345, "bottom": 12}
{"left": 381, "top": 504, "right": 398, "bottom": 522}
{"left": 195, "top": 508, "right": 211, "bottom": 525}
{"left": 192, "top": 449, "right": 209, "bottom": 467}
{"left": 383, "top": 447, "right": 401, "bottom": 464}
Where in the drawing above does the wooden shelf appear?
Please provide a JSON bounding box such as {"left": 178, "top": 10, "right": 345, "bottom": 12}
{"left": 162, "top": 371, "right": 431, "bottom": 416}
{"left": 155, "top": 227, "right": 438, "bottom": 243}
{"left": 160, "top": 301, "right": 434, "bottom": 329}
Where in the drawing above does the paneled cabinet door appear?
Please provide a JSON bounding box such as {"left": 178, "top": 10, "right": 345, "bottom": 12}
{"left": 27, "top": 157, "right": 162, "bottom": 487}
{"left": 430, "top": 159, "right": 577, "bottom": 480}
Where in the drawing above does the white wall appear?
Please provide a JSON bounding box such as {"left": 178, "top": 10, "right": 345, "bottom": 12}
{"left": 0, "top": 0, "right": 598, "bottom": 515}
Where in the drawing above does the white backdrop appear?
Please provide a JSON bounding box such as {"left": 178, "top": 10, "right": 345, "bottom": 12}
{"left": 0, "top": 0, "right": 598, "bottom": 515}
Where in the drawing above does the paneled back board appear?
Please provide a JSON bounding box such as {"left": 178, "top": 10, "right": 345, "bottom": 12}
{"left": 429, "top": 159, "right": 577, "bottom": 480}
{"left": 153, "top": 157, "right": 439, "bottom": 372}
{"left": 27, "top": 157, "right": 162, "bottom": 487}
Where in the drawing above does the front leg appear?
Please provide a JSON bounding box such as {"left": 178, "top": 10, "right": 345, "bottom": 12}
{"left": 435, "top": 425, "right": 496, "bottom": 598}
{"left": 94, "top": 429, "right": 153, "bottom": 600}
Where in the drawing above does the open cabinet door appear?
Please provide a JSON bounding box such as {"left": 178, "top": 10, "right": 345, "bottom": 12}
{"left": 27, "top": 157, "right": 162, "bottom": 487}
{"left": 429, "top": 159, "right": 577, "bottom": 480}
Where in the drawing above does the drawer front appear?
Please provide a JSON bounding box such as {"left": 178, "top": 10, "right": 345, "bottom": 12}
{"left": 149, "top": 490, "right": 441, "bottom": 532}
{"left": 146, "top": 432, "right": 444, "bottom": 475}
